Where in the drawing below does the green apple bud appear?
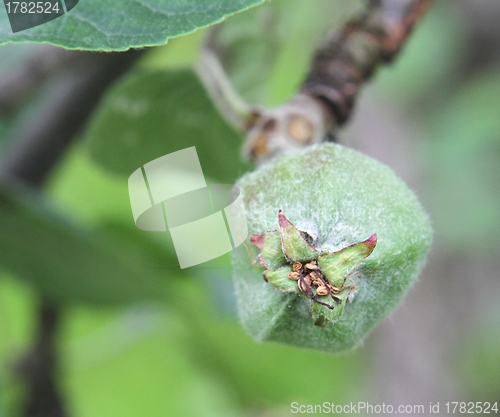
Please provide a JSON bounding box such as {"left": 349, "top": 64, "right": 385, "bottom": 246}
{"left": 232, "top": 143, "right": 432, "bottom": 352}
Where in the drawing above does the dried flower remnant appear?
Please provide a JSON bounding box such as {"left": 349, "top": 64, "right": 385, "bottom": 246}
{"left": 251, "top": 210, "right": 377, "bottom": 326}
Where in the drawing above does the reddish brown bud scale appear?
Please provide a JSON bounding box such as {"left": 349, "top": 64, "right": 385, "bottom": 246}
{"left": 250, "top": 234, "right": 265, "bottom": 250}
{"left": 278, "top": 210, "right": 290, "bottom": 228}
{"left": 364, "top": 233, "right": 378, "bottom": 249}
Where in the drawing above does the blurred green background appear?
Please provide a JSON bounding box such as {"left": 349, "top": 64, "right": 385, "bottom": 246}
{"left": 1, "top": 0, "right": 499, "bottom": 416}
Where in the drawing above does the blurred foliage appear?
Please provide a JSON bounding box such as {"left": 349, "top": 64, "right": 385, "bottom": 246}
{"left": 210, "top": 0, "right": 361, "bottom": 105}
{"left": 373, "top": 1, "right": 466, "bottom": 106}
{"left": 423, "top": 71, "right": 500, "bottom": 256}
{"left": 1, "top": 0, "right": 500, "bottom": 415}
{"left": 85, "top": 69, "right": 251, "bottom": 182}
{"left": 456, "top": 307, "right": 500, "bottom": 403}
{"left": 0, "top": 183, "right": 180, "bottom": 305}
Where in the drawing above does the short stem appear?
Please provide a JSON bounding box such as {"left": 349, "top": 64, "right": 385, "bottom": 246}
{"left": 196, "top": 46, "right": 256, "bottom": 130}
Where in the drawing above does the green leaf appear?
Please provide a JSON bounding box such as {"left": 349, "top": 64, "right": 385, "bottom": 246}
{"left": 85, "top": 69, "right": 250, "bottom": 183}
{"left": 0, "top": 183, "right": 176, "bottom": 305}
{"left": 0, "top": 0, "right": 264, "bottom": 51}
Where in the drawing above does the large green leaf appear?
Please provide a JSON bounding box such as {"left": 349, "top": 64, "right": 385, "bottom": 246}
{"left": 0, "top": 183, "right": 180, "bottom": 305}
{"left": 0, "top": 0, "right": 263, "bottom": 51}
{"left": 85, "top": 68, "right": 251, "bottom": 182}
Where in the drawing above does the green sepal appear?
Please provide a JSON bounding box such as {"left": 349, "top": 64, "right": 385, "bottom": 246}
{"left": 278, "top": 210, "right": 318, "bottom": 262}
{"left": 311, "top": 288, "right": 349, "bottom": 327}
{"left": 250, "top": 230, "right": 287, "bottom": 270}
{"left": 318, "top": 234, "right": 377, "bottom": 288}
{"left": 264, "top": 265, "right": 298, "bottom": 293}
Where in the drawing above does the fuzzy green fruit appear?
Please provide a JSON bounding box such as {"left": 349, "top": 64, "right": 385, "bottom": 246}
{"left": 231, "top": 143, "right": 432, "bottom": 352}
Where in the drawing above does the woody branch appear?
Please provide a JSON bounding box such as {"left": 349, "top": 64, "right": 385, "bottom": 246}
{"left": 199, "top": 0, "right": 435, "bottom": 163}
{"left": 301, "top": 0, "right": 436, "bottom": 126}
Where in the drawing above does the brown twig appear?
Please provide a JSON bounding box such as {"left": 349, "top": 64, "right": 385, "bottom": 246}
{"left": 301, "top": 0, "right": 436, "bottom": 126}
{"left": 240, "top": 0, "right": 435, "bottom": 163}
